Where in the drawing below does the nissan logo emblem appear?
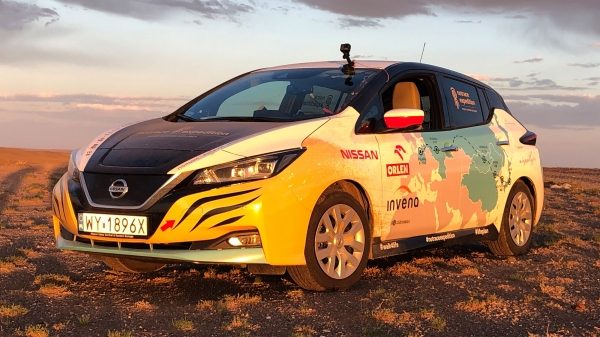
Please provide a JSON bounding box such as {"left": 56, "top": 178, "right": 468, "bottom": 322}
{"left": 108, "top": 179, "right": 129, "bottom": 199}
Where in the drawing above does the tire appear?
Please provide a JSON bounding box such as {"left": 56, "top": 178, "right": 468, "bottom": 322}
{"left": 99, "top": 256, "right": 165, "bottom": 273}
{"left": 487, "top": 181, "right": 535, "bottom": 256}
{"left": 288, "top": 191, "right": 371, "bottom": 291}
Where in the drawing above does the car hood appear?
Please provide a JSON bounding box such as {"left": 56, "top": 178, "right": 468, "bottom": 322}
{"left": 78, "top": 117, "right": 328, "bottom": 175}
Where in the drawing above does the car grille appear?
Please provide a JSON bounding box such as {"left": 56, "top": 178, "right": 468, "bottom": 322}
{"left": 82, "top": 173, "right": 170, "bottom": 207}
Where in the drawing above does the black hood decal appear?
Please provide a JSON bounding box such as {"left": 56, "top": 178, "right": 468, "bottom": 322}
{"left": 85, "top": 118, "right": 285, "bottom": 174}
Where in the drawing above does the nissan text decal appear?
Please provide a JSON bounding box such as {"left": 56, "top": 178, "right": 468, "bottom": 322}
{"left": 340, "top": 149, "right": 379, "bottom": 160}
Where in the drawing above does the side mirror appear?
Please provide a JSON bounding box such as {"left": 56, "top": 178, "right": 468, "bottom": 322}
{"left": 383, "top": 108, "right": 425, "bottom": 130}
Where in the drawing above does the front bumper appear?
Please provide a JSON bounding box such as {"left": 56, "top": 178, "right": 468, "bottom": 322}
{"left": 51, "top": 148, "right": 329, "bottom": 266}
{"left": 56, "top": 236, "right": 267, "bottom": 264}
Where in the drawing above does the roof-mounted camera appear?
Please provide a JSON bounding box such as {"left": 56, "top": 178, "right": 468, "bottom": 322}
{"left": 340, "top": 43, "right": 355, "bottom": 75}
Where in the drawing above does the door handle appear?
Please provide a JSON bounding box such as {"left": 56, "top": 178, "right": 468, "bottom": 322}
{"left": 441, "top": 145, "right": 458, "bottom": 152}
{"left": 496, "top": 140, "right": 510, "bottom": 146}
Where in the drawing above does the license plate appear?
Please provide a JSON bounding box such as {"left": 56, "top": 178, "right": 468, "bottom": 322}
{"left": 77, "top": 213, "right": 148, "bottom": 238}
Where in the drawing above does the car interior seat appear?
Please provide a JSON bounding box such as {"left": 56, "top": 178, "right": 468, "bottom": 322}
{"left": 392, "top": 82, "right": 421, "bottom": 110}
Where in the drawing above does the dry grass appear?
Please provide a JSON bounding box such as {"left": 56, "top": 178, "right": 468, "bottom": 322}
{"left": 295, "top": 306, "right": 316, "bottom": 316}
{"left": 34, "top": 273, "right": 70, "bottom": 285}
{"left": 0, "top": 260, "right": 16, "bottom": 274}
{"left": 447, "top": 256, "right": 475, "bottom": 267}
{"left": 540, "top": 284, "right": 566, "bottom": 300}
{"left": 224, "top": 314, "right": 259, "bottom": 332}
{"left": 17, "top": 248, "right": 41, "bottom": 259}
{"left": 35, "top": 273, "right": 71, "bottom": 298}
{"left": 148, "top": 277, "right": 170, "bottom": 285}
{"left": 371, "top": 308, "right": 414, "bottom": 327}
{"left": 23, "top": 324, "right": 49, "bottom": 337}
{"left": 107, "top": 330, "right": 134, "bottom": 337}
{"left": 292, "top": 324, "right": 317, "bottom": 337}
{"left": 222, "top": 293, "right": 261, "bottom": 311}
{"left": 172, "top": 318, "right": 195, "bottom": 332}
{"left": 0, "top": 255, "right": 29, "bottom": 274}
{"left": 38, "top": 284, "right": 71, "bottom": 298}
{"left": 132, "top": 300, "right": 155, "bottom": 311}
{"left": 460, "top": 267, "right": 481, "bottom": 277}
{"left": 455, "top": 294, "right": 509, "bottom": 315}
{"left": 362, "top": 266, "right": 384, "bottom": 278}
{"left": 388, "top": 262, "right": 430, "bottom": 277}
{"left": 196, "top": 300, "right": 217, "bottom": 311}
{"left": 0, "top": 304, "right": 28, "bottom": 318}
{"left": 76, "top": 314, "right": 91, "bottom": 325}
{"left": 52, "top": 322, "right": 66, "bottom": 331}
{"left": 413, "top": 256, "right": 446, "bottom": 266}
{"left": 286, "top": 289, "right": 304, "bottom": 301}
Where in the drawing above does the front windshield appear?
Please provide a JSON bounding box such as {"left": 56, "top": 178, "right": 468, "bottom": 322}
{"left": 177, "top": 68, "right": 380, "bottom": 122}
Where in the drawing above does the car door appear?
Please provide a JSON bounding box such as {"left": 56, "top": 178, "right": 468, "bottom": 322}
{"left": 437, "top": 76, "right": 505, "bottom": 231}
{"left": 373, "top": 73, "right": 465, "bottom": 242}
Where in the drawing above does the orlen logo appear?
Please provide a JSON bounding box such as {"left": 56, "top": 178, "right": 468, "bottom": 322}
{"left": 340, "top": 149, "right": 379, "bottom": 160}
{"left": 386, "top": 163, "right": 410, "bottom": 177}
{"left": 394, "top": 145, "right": 406, "bottom": 160}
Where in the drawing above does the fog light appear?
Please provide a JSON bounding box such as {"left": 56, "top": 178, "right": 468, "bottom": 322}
{"left": 227, "top": 234, "right": 261, "bottom": 247}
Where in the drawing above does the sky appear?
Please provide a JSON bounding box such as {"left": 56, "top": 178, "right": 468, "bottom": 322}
{"left": 0, "top": 0, "right": 599, "bottom": 168}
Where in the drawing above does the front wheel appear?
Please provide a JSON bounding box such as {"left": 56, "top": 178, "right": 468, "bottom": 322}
{"left": 487, "top": 181, "right": 535, "bottom": 256}
{"left": 288, "top": 191, "right": 371, "bottom": 291}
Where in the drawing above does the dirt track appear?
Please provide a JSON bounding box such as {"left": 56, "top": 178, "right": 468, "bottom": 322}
{"left": 0, "top": 148, "right": 598, "bottom": 337}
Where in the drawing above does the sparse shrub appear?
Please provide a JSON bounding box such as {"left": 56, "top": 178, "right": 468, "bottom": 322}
{"left": 34, "top": 273, "right": 70, "bottom": 286}
{"left": 0, "top": 304, "right": 28, "bottom": 318}
{"left": 107, "top": 330, "right": 133, "bottom": 337}
{"left": 461, "top": 267, "right": 481, "bottom": 277}
{"left": 292, "top": 325, "right": 316, "bottom": 337}
{"left": 222, "top": 293, "right": 261, "bottom": 311}
{"left": 388, "top": 262, "right": 430, "bottom": 277}
{"left": 132, "top": 300, "right": 155, "bottom": 311}
{"left": 24, "top": 324, "right": 49, "bottom": 337}
{"left": 77, "top": 313, "right": 91, "bottom": 325}
{"left": 172, "top": 318, "right": 194, "bottom": 332}
{"left": 224, "top": 314, "right": 259, "bottom": 331}
{"left": 286, "top": 289, "right": 304, "bottom": 301}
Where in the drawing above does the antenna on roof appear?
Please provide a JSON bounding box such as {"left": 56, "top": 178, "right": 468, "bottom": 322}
{"left": 419, "top": 42, "right": 426, "bottom": 63}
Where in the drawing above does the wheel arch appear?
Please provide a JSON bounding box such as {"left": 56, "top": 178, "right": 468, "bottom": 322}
{"left": 324, "top": 180, "right": 373, "bottom": 223}
{"left": 321, "top": 179, "right": 374, "bottom": 257}
{"left": 514, "top": 176, "right": 537, "bottom": 215}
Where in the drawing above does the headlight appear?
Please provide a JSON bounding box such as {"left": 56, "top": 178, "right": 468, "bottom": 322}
{"left": 67, "top": 150, "right": 81, "bottom": 182}
{"left": 192, "top": 149, "right": 304, "bottom": 185}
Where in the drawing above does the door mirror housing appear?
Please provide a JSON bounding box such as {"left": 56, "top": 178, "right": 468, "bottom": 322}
{"left": 383, "top": 108, "right": 425, "bottom": 130}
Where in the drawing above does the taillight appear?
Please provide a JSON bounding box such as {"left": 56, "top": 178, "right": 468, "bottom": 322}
{"left": 519, "top": 131, "right": 537, "bottom": 145}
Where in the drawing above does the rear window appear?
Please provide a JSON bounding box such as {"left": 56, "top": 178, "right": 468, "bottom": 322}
{"left": 442, "top": 78, "right": 485, "bottom": 128}
{"left": 486, "top": 89, "right": 511, "bottom": 114}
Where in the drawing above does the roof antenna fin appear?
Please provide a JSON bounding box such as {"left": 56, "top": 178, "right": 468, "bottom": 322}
{"left": 340, "top": 43, "right": 355, "bottom": 75}
{"left": 419, "top": 42, "right": 426, "bottom": 63}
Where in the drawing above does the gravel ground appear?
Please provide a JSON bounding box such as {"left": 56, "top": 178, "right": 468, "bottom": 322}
{"left": 0, "top": 149, "right": 598, "bottom": 337}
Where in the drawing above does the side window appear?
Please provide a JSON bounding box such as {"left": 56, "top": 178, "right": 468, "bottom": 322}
{"left": 442, "top": 78, "right": 484, "bottom": 128}
{"left": 477, "top": 88, "right": 490, "bottom": 121}
{"left": 217, "top": 81, "right": 288, "bottom": 116}
{"left": 381, "top": 76, "right": 440, "bottom": 131}
{"left": 485, "top": 89, "right": 511, "bottom": 114}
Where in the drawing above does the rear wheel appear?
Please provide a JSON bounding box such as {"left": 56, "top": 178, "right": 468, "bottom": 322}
{"left": 288, "top": 191, "right": 370, "bottom": 291}
{"left": 488, "top": 181, "right": 534, "bottom": 256}
{"left": 100, "top": 256, "right": 165, "bottom": 273}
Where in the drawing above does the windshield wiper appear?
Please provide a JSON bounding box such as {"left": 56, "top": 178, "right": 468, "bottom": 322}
{"left": 174, "top": 113, "right": 198, "bottom": 122}
{"left": 199, "top": 116, "right": 288, "bottom": 122}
